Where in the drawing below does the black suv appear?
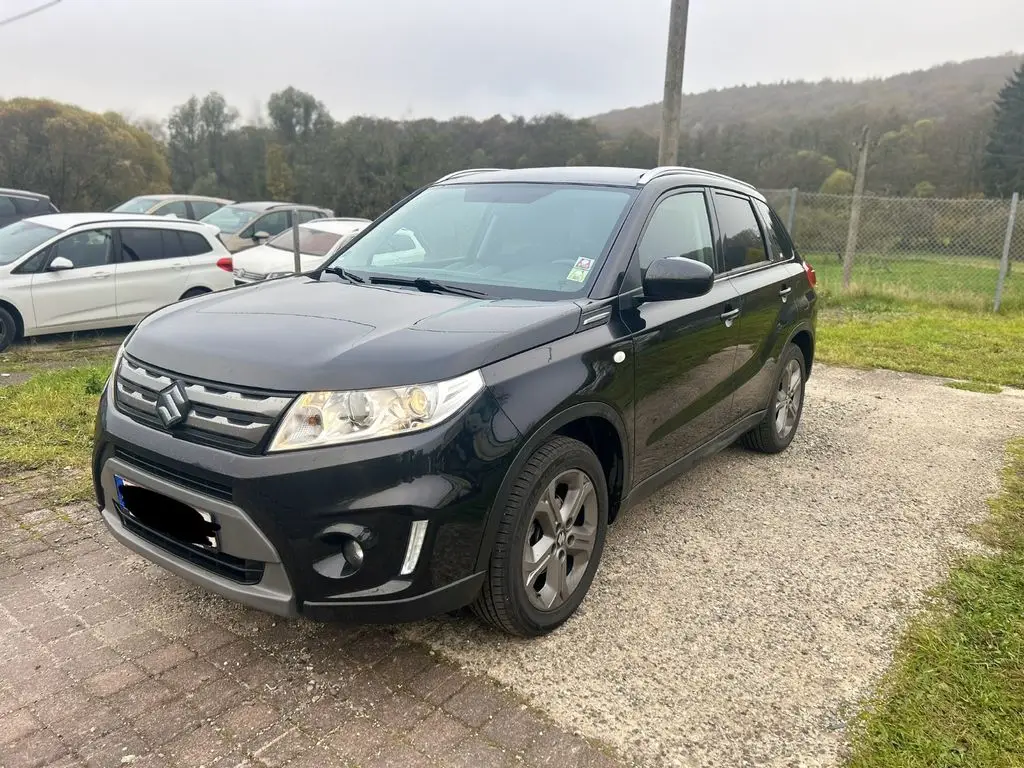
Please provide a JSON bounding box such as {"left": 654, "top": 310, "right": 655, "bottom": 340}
{"left": 93, "top": 166, "right": 817, "bottom": 637}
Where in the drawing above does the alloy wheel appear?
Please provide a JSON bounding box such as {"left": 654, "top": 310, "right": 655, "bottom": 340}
{"left": 522, "top": 469, "right": 599, "bottom": 611}
{"left": 773, "top": 358, "right": 803, "bottom": 439}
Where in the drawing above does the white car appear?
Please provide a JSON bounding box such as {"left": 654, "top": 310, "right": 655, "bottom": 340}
{"left": 0, "top": 213, "right": 234, "bottom": 352}
{"left": 231, "top": 218, "right": 426, "bottom": 285}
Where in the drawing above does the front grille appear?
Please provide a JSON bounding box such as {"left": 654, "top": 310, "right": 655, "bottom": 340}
{"left": 114, "top": 355, "right": 295, "bottom": 453}
{"left": 118, "top": 508, "right": 265, "bottom": 584}
{"left": 113, "top": 446, "right": 233, "bottom": 502}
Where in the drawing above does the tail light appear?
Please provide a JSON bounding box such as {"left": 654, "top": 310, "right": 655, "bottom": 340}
{"left": 804, "top": 260, "right": 816, "bottom": 287}
{"left": 217, "top": 256, "right": 233, "bottom": 272}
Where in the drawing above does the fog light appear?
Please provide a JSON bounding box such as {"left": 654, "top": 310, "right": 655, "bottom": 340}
{"left": 400, "top": 520, "right": 428, "bottom": 576}
{"left": 342, "top": 538, "right": 364, "bottom": 570}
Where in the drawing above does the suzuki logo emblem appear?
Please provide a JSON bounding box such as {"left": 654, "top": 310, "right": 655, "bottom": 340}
{"left": 156, "top": 381, "right": 190, "bottom": 428}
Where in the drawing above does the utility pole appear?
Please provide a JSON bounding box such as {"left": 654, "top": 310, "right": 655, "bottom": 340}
{"left": 842, "top": 125, "right": 871, "bottom": 290}
{"left": 658, "top": 0, "right": 690, "bottom": 166}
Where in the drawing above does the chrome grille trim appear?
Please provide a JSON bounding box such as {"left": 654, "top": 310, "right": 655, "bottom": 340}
{"left": 114, "top": 355, "right": 296, "bottom": 452}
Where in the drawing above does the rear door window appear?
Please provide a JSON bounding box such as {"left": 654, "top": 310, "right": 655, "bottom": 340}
{"left": 713, "top": 192, "right": 769, "bottom": 272}
{"left": 119, "top": 228, "right": 167, "bottom": 261}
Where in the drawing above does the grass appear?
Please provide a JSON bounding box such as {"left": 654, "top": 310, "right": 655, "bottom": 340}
{"left": 0, "top": 364, "right": 110, "bottom": 503}
{"left": 808, "top": 251, "right": 1023, "bottom": 314}
{"left": 848, "top": 439, "right": 1024, "bottom": 767}
{"left": 945, "top": 380, "right": 1003, "bottom": 394}
{"left": 818, "top": 305, "right": 1024, "bottom": 388}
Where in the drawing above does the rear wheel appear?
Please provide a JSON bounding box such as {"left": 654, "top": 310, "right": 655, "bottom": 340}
{"left": 473, "top": 436, "right": 608, "bottom": 637}
{"left": 0, "top": 306, "right": 19, "bottom": 353}
{"left": 740, "top": 342, "right": 806, "bottom": 454}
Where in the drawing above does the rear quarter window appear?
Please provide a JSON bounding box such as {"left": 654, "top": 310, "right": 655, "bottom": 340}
{"left": 179, "top": 230, "right": 213, "bottom": 256}
{"left": 754, "top": 199, "right": 795, "bottom": 261}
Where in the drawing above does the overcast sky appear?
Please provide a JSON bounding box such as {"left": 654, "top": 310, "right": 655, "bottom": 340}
{"left": 2, "top": 0, "right": 1022, "bottom": 123}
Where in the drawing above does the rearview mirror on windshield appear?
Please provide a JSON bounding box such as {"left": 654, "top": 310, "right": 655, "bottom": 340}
{"left": 642, "top": 257, "right": 714, "bottom": 301}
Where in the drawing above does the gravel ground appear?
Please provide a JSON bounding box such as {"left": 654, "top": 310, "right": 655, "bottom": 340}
{"left": 402, "top": 364, "right": 1024, "bottom": 768}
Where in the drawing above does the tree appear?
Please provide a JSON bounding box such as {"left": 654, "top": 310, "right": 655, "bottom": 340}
{"left": 167, "top": 96, "right": 205, "bottom": 193}
{"left": 820, "top": 169, "right": 855, "bottom": 195}
{"left": 981, "top": 62, "right": 1024, "bottom": 198}
{"left": 265, "top": 143, "right": 295, "bottom": 200}
{"left": 0, "top": 98, "right": 170, "bottom": 210}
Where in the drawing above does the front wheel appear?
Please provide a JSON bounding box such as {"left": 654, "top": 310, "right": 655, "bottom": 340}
{"left": 473, "top": 436, "right": 608, "bottom": 637}
{"left": 740, "top": 342, "right": 807, "bottom": 454}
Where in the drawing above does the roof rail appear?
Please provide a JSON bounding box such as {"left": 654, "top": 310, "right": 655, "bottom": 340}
{"left": 435, "top": 168, "right": 506, "bottom": 184}
{"left": 638, "top": 166, "right": 756, "bottom": 189}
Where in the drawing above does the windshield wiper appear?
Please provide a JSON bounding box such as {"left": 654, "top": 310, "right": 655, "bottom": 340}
{"left": 323, "top": 265, "right": 365, "bottom": 284}
{"left": 368, "top": 276, "right": 488, "bottom": 298}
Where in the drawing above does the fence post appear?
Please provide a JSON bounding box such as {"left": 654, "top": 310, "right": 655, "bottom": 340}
{"left": 842, "top": 126, "right": 871, "bottom": 290}
{"left": 993, "top": 191, "right": 1019, "bottom": 312}
{"left": 786, "top": 187, "right": 798, "bottom": 234}
{"left": 291, "top": 209, "right": 302, "bottom": 275}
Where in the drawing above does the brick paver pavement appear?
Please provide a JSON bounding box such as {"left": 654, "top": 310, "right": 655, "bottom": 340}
{"left": 0, "top": 475, "right": 624, "bottom": 768}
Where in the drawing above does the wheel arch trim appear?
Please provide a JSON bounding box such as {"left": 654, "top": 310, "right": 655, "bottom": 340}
{"left": 473, "top": 401, "right": 630, "bottom": 572}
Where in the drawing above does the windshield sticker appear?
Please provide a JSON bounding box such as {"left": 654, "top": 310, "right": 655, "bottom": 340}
{"left": 566, "top": 256, "right": 594, "bottom": 282}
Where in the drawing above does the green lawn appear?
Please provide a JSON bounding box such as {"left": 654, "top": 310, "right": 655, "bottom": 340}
{"left": 808, "top": 251, "right": 1023, "bottom": 314}
{"left": 849, "top": 439, "right": 1024, "bottom": 767}
{"left": 818, "top": 305, "right": 1024, "bottom": 388}
{"left": 0, "top": 364, "right": 110, "bottom": 503}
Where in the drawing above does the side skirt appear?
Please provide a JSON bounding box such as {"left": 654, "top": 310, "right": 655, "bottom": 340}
{"left": 620, "top": 410, "right": 765, "bottom": 512}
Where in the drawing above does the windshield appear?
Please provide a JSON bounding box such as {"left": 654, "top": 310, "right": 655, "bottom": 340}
{"left": 200, "top": 205, "right": 260, "bottom": 234}
{"left": 324, "top": 183, "right": 635, "bottom": 300}
{"left": 0, "top": 220, "right": 60, "bottom": 266}
{"left": 267, "top": 227, "right": 351, "bottom": 257}
{"left": 112, "top": 197, "right": 160, "bottom": 214}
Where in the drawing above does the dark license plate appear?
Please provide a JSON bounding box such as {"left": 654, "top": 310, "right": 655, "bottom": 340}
{"left": 114, "top": 475, "right": 220, "bottom": 550}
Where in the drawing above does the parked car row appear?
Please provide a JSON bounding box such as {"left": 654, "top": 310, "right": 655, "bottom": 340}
{"left": 0, "top": 187, "right": 343, "bottom": 351}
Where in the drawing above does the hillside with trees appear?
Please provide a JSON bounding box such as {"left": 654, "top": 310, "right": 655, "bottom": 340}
{"left": 1, "top": 55, "right": 1022, "bottom": 217}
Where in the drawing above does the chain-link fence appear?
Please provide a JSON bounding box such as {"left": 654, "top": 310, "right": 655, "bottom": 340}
{"left": 762, "top": 189, "right": 1023, "bottom": 313}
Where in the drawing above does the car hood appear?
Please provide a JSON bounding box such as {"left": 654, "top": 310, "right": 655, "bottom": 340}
{"left": 126, "top": 277, "right": 583, "bottom": 392}
{"left": 231, "top": 244, "right": 323, "bottom": 275}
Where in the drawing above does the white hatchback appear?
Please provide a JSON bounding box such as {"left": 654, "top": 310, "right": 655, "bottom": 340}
{"left": 0, "top": 213, "right": 234, "bottom": 352}
{"left": 231, "top": 218, "right": 372, "bottom": 285}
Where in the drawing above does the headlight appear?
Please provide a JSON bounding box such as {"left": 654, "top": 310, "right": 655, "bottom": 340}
{"left": 268, "top": 370, "right": 485, "bottom": 452}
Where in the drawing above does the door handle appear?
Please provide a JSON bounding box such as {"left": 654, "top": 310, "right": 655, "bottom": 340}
{"left": 720, "top": 307, "right": 740, "bottom": 327}
{"left": 171, "top": 261, "right": 187, "bottom": 271}
{"left": 92, "top": 271, "right": 112, "bottom": 279}
{"left": 779, "top": 285, "right": 792, "bottom": 303}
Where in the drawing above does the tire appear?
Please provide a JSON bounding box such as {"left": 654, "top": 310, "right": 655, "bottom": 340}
{"left": 179, "top": 287, "right": 210, "bottom": 301}
{"left": 0, "top": 306, "right": 19, "bottom": 354}
{"left": 740, "top": 342, "right": 807, "bottom": 454}
{"left": 472, "top": 436, "right": 608, "bottom": 637}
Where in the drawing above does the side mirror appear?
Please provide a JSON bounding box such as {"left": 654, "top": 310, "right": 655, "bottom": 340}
{"left": 642, "top": 256, "right": 714, "bottom": 301}
{"left": 253, "top": 231, "right": 270, "bottom": 242}
{"left": 48, "top": 256, "right": 75, "bottom": 272}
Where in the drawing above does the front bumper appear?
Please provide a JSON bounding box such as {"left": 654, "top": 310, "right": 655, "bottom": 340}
{"left": 93, "top": 382, "right": 521, "bottom": 622}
